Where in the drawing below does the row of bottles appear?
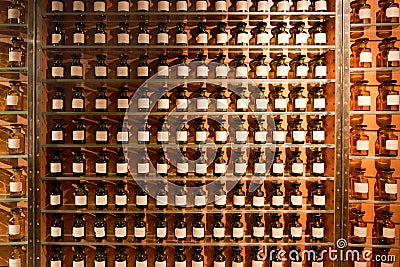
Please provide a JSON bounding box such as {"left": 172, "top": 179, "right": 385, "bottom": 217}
{"left": 48, "top": 212, "right": 327, "bottom": 242}
{"left": 49, "top": 118, "right": 328, "bottom": 144}
{"left": 49, "top": 21, "right": 329, "bottom": 46}
{"left": 50, "top": 52, "right": 329, "bottom": 80}
{"left": 50, "top": 85, "right": 328, "bottom": 112}
{"left": 49, "top": 0, "right": 330, "bottom": 13}
{"left": 49, "top": 180, "right": 327, "bottom": 209}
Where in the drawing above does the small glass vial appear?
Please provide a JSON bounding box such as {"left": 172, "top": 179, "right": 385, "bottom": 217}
{"left": 311, "top": 119, "right": 325, "bottom": 144}
{"left": 70, "top": 54, "right": 83, "bottom": 79}
{"left": 350, "top": 124, "right": 369, "bottom": 156}
{"left": 251, "top": 214, "right": 264, "bottom": 241}
{"left": 51, "top": 23, "right": 65, "bottom": 46}
{"left": 351, "top": 80, "right": 371, "bottom": 111}
{"left": 9, "top": 37, "right": 24, "bottom": 67}
{"left": 49, "top": 181, "right": 63, "bottom": 208}
{"left": 8, "top": 0, "right": 24, "bottom": 24}
{"left": 138, "top": 22, "right": 150, "bottom": 45}
{"left": 115, "top": 214, "right": 127, "bottom": 241}
{"left": 235, "top": 55, "right": 248, "bottom": 78}
{"left": 350, "top": 167, "right": 369, "bottom": 200}
{"left": 9, "top": 166, "right": 24, "bottom": 197}
{"left": 137, "top": 55, "right": 149, "bottom": 78}
{"left": 176, "top": 23, "right": 188, "bottom": 45}
{"left": 310, "top": 214, "right": 324, "bottom": 240}
{"left": 376, "top": 210, "right": 396, "bottom": 245}
{"left": 231, "top": 213, "right": 244, "bottom": 241}
{"left": 290, "top": 150, "right": 303, "bottom": 176}
{"left": 51, "top": 55, "right": 64, "bottom": 79}
{"left": 72, "top": 214, "right": 86, "bottom": 241}
{"left": 157, "top": 22, "right": 169, "bottom": 45}
{"left": 95, "top": 55, "right": 108, "bottom": 79}
{"left": 72, "top": 119, "right": 86, "bottom": 144}
{"left": 117, "top": 22, "right": 130, "bottom": 45}
{"left": 94, "top": 87, "right": 108, "bottom": 112}
{"left": 50, "top": 246, "right": 63, "bottom": 267}
{"left": 96, "top": 119, "right": 109, "bottom": 144}
{"left": 350, "top": 208, "right": 367, "bottom": 244}
{"left": 376, "top": 168, "right": 397, "bottom": 201}
{"left": 236, "top": 22, "right": 248, "bottom": 45}
{"left": 216, "top": 22, "right": 228, "bottom": 45}
{"left": 51, "top": 87, "right": 65, "bottom": 112}
{"left": 289, "top": 182, "right": 303, "bottom": 209}
{"left": 312, "top": 86, "right": 326, "bottom": 111}
{"left": 271, "top": 150, "right": 284, "bottom": 176}
{"left": 9, "top": 246, "right": 23, "bottom": 267}
{"left": 95, "top": 182, "right": 108, "bottom": 209}
{"left": 74, "top": 182, "right": 88, "bottom": 209}
{"left": 51, "top": 214, "right": 64, "bottom": 240}
{"left": 311, "top": 21, "right": 327, "bottom": 45}
{"left": 94, "top": 246, "right": 107, "bottom": 266}
{"left": 6, "top": 80, "right": 23, "bottom": 111}
{"left": 291, "top": 119, "right": 305, "bottom": 144}
{"left": 72, "top": 22, "right": 86, "bottom": 46}
{"left": 49, "top": 151, "right": 63, "bottom": 177}
{"left": 72, "top": 246, "right": 86, "bottom": 267}
{"left": 270, "top": 182, "right": 284, "bottom": 209}
{"left": 95, "top": 151, "right": 107, "bottom": 178}
{"left": 312, "top": 182, "right": 326, "bottom": 209}
{"left": 8, "top": 208, "right": 24, "bottom": 241}
{"left": 94, "top": 22, "right": 107, "bottom": 45}
{"left": 8, "top": 124, "right": 25, "bottom": 155}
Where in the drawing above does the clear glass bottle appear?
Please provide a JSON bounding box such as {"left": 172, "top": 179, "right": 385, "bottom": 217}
{"left": 8, "top": 0, "right": 24, "bottom": 24}
{"left": 8, "top": 208, "right": 24, "bottom": 241}
{"left": 6, "top": 80, "right": 22, "bottom": 111}
{"left": 8, "top": 124, "right": 25, "bottom": 155}
{"left": 9, "top": 37, "right": 24, "bottom": 67}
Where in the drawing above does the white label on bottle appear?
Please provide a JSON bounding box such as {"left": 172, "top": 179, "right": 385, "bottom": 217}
{"left": 237, "top": 32, "right": 248, "bottom": 44}
{"left": 175, "top": 195, "right": 187, "bottom": 206}
{"left": 258, "top": 0, "right": 273, "bottom": 11}
{"left": 315, "top": 66, "right": 327, "bottom": 77}
{"left": 254, "top": 163, "right": 266, "bottom": 174}
{"left": 138, "top": 98, "right": 150, "bottom": 109}
{"left": 385, "top": 183, "right": 397, "bottom": 194}
{"left": 236, "top": 0, "right": 247, "bottom": 11}
{"left": 272, "top": 262, "right": 283, "bottom": 267}
{"left": 252, "top": 260, "right": 264, "bottom": 267}
{"left": 9, "top": 51, "right": 21, "bottom": 62}
{"left": 8, "top": 8, "right": 20, "bottom": 19}
{"left": 215, "top": 0, "right": 226, "bottom": 10}
{"left": 96, "top": 131, "right": 108, "bottom": 141}
{"left": 314, "top": 0, "right": 327, "bottom": 11}
{"left": 96, "top": 163, "right": 107, "bottom": 174}
{"left": 52, "top": 99, "right": 63, "bottom": 110}
{"left": 388, "top": 51, "right": 400, "bottom": 62}
{"left": 176, "top": 33, "right": 187, "bottom": 44}
{"left": 257, "top": 33, "right": 269, "bottom": 44}
{"left": 278, "top": 33, "right": 290, "bottom": 44}
{"left": 312, "top": 227, "right": 324, "bottom": 238}
{"left": 233, "top": 227, "right": 244, "bottom": 238}
{"left": 277, "top": 1, "right": 290, "bottom": 11}
{"left": 255, "top": 131, "right": 267, "bottom": 142}
{"left": 236, "top": 66, "right": 248, "bottom": 78}
{"left": 136, "top": 261, "right": 147, "bottom": 267}
{"left": 8, "top": 139, "right": 20, "bottom": 149}
{"left": 118, "top": 33, "right": 129, "bottom": 44}
{"left": 359, "top": 8, "right": 371, "bottom": 19}
{"left": 138, "top": 0, "right": 149, "bottom": 10}
{"left": 118, "top": 1, "right": 130, "bottom": 11}
{"left": 196, "top": 131, "right": 207, "bottom": 142}
{"left": 312, "top": 163, "right": 325, "bottom": 175}
{"left": 52, "top": 67, "right": 64, "bottom": 77}
{"left": 51, "top": 131, "right": 63, "bottom": 141}
{"left": 192, "top": 261, "right": 203, "bottom": 267}
{"left": 387, "top": 95, "right": 400, "bottom": 106}
{"left": 94, "top": 1, "right": 106, "bottom": 11}
{"left": 95, "top": 99, "right": 107, "bottom": 110}
{"left": 297, "top": 0, "right": 310, "bottom": 10}
{"left": 354, "top": 262, "right": 367, "bottom": 267}
{"left": 236, "top": 131, "right": 248, "bottom": 141}
{"left": 157, "top": 131, "right": 169, "bottom": 142}
{"left": 71, "top": 66, "right": 83, "bottom": 77}
{"left": 214, "top": 163, "right": 226, "bottom": 174}
{"left": 290, "top": 226, "right": 302, "bottom": 237}
{"left": 233, "top": 195, "right": 245, "bottom": 206}
{"left": 214, "top": 262, "right": 226, "bottom": 267}
{"left": 137, "top": 66, "right": 149, "bottom": 77}
{"left": 176, "top": 0, "right": 188, "bottom": 10}
{"left": 136, "top": 195, "right": 147, "bottom": 205}
{"left": 175, "top": 228, "right": 186, "bottom": 238}
{"left": 73, "top": 261, "right": 84, "bottom": 267}
{"left": 253, "top": 226, "right": 264, "bottom": 237}
{"left": 156, "top": 195, "right": 167, "bottom": 206}
{"left": 313, "top": 131, "right": 325, "bottom": 141}
{"left": 216, "top": 99, "right": 228, "bottom": 110}
{"left": 9, "top": 259, "right": 21, "bottom": 267}
{"left": 115, "top": 227, "right": 126, "bottom": 237}
{"left": 73, "top": 1, "right": 85, "bottom": 11}
{"left": 233, "top": 263, "right": 243, "bottom": 267}
{"left": 293, "top": 131, "right": 305, "bottom": 142}
{"left": 96, "top": 195, "right": 107, "bottom": 206}
{"left": 213, "top": 227, "right": 225, "bottom": 238}
{"left": 197, "top": 33, "right": 208, "bottom": 44}
{"left": 157, "top": 227, "right": 167, "bottom": 238}
{"left": 157, "top": 163, "right": 168, "bottom": 174}
{"left": 94, "top": 226, "right": 105, "bottom": 237}
{"left": 273, "top": 163, "right": 284, "bottom": 174}
{"left": 117, "top": 132, "right": 129, "bottom": 142}
{"left": 95, "top": 261, "right": 106, "bottom": 267}
{"left": 158, "top": 0, "right": 169, "bottom": 11}
{"left": 296, "top": 33, "right": 308, "bottom": 44}
{"left": 386, "top": 140, "right": 399, "bottom": 150}
{"left": 196, "top": 0, "right": 207, "bottom": 10}
{"left": 10, "top": 182, "right": 22, "bottom": 193}
{"left": 117, "top": 66, "right": 128, "bottom": 77}
{"left": 52, "top": 1, "right": 63, "bottom": 11}
{"left": 313, "top": 195, "right": 325, "bottom": 206}
{"left": 272, "top": 195, "right": 284, "bottom": 206}
{"left": 314, "top": 98, "right": 326, "bottom": 109}
{"left": 157, "top": 66, "right": 169, "bottom": 77}
{"left": 71, "top": 99, "right": 83, "bottom": 109}
{"left": 256, "top": 65, "right": 269, "bottom": 77}
{"left": 50, "top": 195, "right": 60, "bottom": 205}
{"left": 296, "top": 66, "right": 308, "bottom": 78}
{"left": 354, "top": 182, "right": 368, "bottom": 193}
{"left": 216, "top": 33, "right": 228, "bottom": 44}
{"left": 75, "top": 195, "right": 87, "bottom": 205}
{"left": 274, "top": 99, "right": 286, "bottom": 109}
{"left": 195, "top": 195, "right": 206, "bottom": 206}
{"left": 215, "top": 194, "right": 226, "bottom": 205}
{"left": 50, "top": 163, "right": 61, "bottom": 173}
{"left": 291, "top": 195, "right": 302, "bottom": 206}
{"left": 158, "top": 99, "right": 170, "bottom": 110}
{"left": 138, "top": 33, "right": 150, "bottom": 44}
{"left": 295, "top": 98, "right": 307, "bottom": 109}
{"left": 354, "top": 226, "right": 367, "bottom": 237}
{"left": 51, "top": 260, "right": 62, "bottom": 267}
{"left": 215, "top": 66, "right": 227, "bottom": 78}
{"left": 235, "top": 163, "right": 247, "bottom": 173}
{"left": 177, "top": 65, "right": 189, "bottom": 77}
{"left": 253, "top": 196, "right": 264, "bottom": 207}
{"left": 138, "top": 131, "right": 150, "bottom": 142}
{"left": 72, "top": 226, "right": 84, "bottom": 237}
{"left": 360, "top": 52, "right": 372, "bottom": 63}
{"left": 383, "top": 227, "right": 395, "bottom": 238}
{"left": 157, "top": 33, "right": 168, "bottom": 44}
{"left": 315, "top": 33, "right": 327, "bottom": 44}
{"left": 9, "top": 225, "right": 20, "bottom": 235}
{"left": 272, "top": 227, "right": 283, "bottom": 238}
{"left": 176, "top": 130, "right": 188, "bottom": 141}
{"left": 277, "top": 65, "right": 289, "bottom": 77}
{"left": 115, "top": 261, "right": 126, "bottom": 267}
{"left": 72, "top": 162, "right": 84, "bottom": 173}
{"left": 135, "top": 227, "right": 146, "bottom": 237}
{"left": 386, "top": 7, "right": 400, "bottom": 18}
{"left": 95, "top": 66, "right": 107, "bottom": 77}
{"left": 73, "top": 33, "right": 85, "bottom": 44}
{"left": 356, "top": 140, "right": 369, "bottom": 151}
{"left": 197, "top": 65, "right": 209, "bottom": 77}
{"left": 193, "top": 227, "right": 204, "bottom": 238}
{"left": 116, "top": 195, "right": 127, "bottom": 205}
{"left": 52, "top": 34, "right": 61, "bottom": 44}
{"left": 155, "top": 261, "right": 166, "bottom": 267}
{"left": 292, "top": 163, "right": 303, "bottom": 174}
{"left": 175, "top": 261, "right": 186, "bottom": 267}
